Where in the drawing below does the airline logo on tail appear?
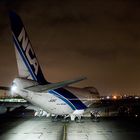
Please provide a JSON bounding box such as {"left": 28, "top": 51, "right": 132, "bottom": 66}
{"left": 18, "top": 28, "right": 39, "bottom": 75}
{"left": 9, "top": 11, "right": 47, "bottom": 84}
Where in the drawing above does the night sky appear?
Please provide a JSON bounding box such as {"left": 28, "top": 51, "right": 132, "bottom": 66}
{"left": 0, "top": 0, "right": 140, "bottom": 95}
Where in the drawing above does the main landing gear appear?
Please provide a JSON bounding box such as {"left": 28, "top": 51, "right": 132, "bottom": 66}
{"left": 90, "top": 111, "right": 100, "bottom": 122}
{"left": 51, "top": 115, "right": 70, "bottom": 122}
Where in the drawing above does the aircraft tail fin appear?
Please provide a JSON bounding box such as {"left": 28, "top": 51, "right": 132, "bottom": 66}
{"left": 9, "top": 11, "right": 48, "bottom": 85}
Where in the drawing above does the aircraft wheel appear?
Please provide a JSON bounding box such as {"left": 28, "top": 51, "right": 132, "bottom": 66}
{"left": 75, "top": 116, "right": 84, "bottom": 123}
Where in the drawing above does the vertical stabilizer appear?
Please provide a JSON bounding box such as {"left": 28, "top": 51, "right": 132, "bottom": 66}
{"left": 9, "top": 11, "right": 48, "bottom": 84}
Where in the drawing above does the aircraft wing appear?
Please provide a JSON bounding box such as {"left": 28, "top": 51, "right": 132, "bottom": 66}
{"left": 25, "top": 76, "right": 87, "bottom": 92}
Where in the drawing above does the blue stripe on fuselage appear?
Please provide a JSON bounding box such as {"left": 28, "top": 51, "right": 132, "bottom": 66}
{"left": 48, "top": 90, "right": 76, "bottom": 110}
{"left": 55, "top": 88, "right": 87, "bottom": 110}
{"left": 50, "top": 88, "right": 87, "bottom": 110}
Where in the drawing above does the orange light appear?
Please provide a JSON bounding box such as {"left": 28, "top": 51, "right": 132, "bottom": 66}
{"left": 113, "top": 95, "right": 117, "bottom": 99}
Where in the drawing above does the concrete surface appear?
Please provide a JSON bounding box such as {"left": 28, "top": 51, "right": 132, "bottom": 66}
{"left": 0, "top": 116, "right": 140, "bottom": 140}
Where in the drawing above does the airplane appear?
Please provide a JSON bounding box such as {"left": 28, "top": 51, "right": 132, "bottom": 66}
{"left": 7, "top": 11, "right": 100, "bottom": 121}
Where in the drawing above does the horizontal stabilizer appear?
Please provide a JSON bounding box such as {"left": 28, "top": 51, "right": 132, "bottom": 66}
{"left": 25, "top": 76, "right": 87, "bottom": 92}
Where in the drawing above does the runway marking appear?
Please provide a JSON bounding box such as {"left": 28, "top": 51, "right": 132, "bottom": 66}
{"left": 63, "top": 124, "right": 67, "bottom": 140}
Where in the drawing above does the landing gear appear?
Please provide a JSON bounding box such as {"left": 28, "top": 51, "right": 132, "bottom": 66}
{"left": 75, "top": 116, "right": 84, "bottom": 123}
{"left": 51, "top": 114, "right": 84, "bottom": 123}
{"left": 70, "top": 114, "right": 84, "bottom": 123}
{"left": 91, "top": 111, "right": 100, "bottom": 122}
{"left": 61, "top": 115, "right": 70, "bottom": 122}
{"left": 70, "top": 110, "right": 85, "bottom": 123}
{"left": 34, "top": 109, "right": 49, "bottom": 117}
{"left": 51, "top": 115, "right": 70, "bottom": 122}
{"left": 51, "top": 115, "right": 59, "bottom": 122}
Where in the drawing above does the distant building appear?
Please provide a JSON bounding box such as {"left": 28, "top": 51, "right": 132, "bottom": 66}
{"left": 0, "top": 89, "right": 9, "bottom": 98}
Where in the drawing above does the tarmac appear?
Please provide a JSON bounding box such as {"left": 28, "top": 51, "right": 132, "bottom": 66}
{"left": 0, "top": 115, "right": 140, "bottom": 140}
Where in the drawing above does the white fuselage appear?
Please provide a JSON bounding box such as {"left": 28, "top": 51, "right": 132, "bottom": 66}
{"left": 12, "top": 78, "right": 99, "bottom": 116}
{"left": 19, "top": 90, "right": 74, "bottom": 115}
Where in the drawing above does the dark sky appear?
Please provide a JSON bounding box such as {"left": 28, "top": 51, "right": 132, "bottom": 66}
{"left": 0, "top": 0, "right": 140, "bottom": 95}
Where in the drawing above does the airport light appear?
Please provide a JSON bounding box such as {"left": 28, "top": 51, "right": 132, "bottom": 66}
{"left": 135, "top": 96, "right": 139, "bottom": 99}
{"left": 113, "top": 95, "right": 117, "bottom": 100}
{"left": 106, "top": 96, "right": 110, "bottom": 99}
